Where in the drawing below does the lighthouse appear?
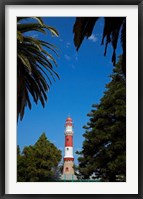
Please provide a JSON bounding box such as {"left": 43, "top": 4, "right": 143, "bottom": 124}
{"left": 62, "top": 116, "right": 76, "bottom": 181}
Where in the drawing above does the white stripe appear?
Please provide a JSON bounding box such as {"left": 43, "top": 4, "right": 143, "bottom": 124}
{"left": 64, "top": 147, "right": 73, "bottom": 157}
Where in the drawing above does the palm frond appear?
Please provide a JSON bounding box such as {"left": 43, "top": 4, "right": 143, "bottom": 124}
{"left": 101, "top": 17, "right": 124, "bottom": 66}
{"left": 17, "top": 17, "right": 59, "bottom": 121}
{"left": 17, "top": 23, "right": 47, "bottom": 34}
{"left": 17, "top": 31, "right": 23, "bottom": 43}
{"left": 17, "top": 17, "right": 44, "bottom": 26}
{"left": 18, "top": 54, "right": 32, "bottom": 74}
{"left": 73, "top": 17, "right": 99, "bottom": 51}
{"left": 73, "top": 17, "right": 126, "bottom": 75}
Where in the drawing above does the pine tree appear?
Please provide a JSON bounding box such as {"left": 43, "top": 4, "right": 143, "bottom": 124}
{"left": 77, "top": 56, "right": 126, "bottom": 182}
{"left": 17, "top": 133, "right": 62, "bottom": 182}
{"left": 17, "top": 145, "right": 27, "bottom": 182}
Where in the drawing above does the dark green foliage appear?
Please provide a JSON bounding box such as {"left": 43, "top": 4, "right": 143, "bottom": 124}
{"left": 17, "top": 133, "right": 62, "bottom": 182}
{"left": 76, "top": 56, "right": 126, "bottom": 182}
{"left": 17, "top": 17, "right": 59, "bottom": 121}
{"left": 73, "top": 17, "right": 99, "bottom": 51}
{"left": 73, "top": 17, "right": 126, "bottom": 75}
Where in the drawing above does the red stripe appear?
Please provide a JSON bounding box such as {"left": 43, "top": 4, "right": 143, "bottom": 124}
{"left": 65, "top": 135, "right": 73, "bottom": 146}
{"left": 64, "top": 157, "right": 74, "bottom": 161}
{"left": 65, "top": 123, "right": 72, "bottom": 126}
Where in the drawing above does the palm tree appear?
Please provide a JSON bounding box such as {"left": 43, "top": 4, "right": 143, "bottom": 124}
{"left": 17, "top": 17, "right": 59, "bottom": 121}
{"left": 73, "top": 17, "right": 126, "bottom": 75}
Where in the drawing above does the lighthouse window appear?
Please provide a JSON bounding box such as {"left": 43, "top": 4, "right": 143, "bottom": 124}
{"left": 66, "top": 167, "right": 69, "bottom": 171}
{"left": 67, "top": 148, "right": 69, "bottom": 151}
{"left": 67, "top": 138, "right": 69, "bottom": 141}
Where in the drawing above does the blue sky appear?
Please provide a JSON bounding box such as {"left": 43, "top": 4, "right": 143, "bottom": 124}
{"left": 17, "top": 17, "right": 122, "bottom": 165}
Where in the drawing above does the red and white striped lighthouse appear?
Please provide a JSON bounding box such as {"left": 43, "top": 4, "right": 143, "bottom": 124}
{"left": 63, "top": 116, "right": 75, "bottom": 180}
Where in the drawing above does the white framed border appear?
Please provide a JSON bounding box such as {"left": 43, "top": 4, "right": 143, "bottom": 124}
{"left": 5, "top": 5, "right": 138, "bottom": 194}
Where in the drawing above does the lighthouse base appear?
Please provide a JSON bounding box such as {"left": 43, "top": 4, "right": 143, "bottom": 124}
{"left": 62, "top": 160, "right": 77, "bottom": 181}
{"left": 61, "top": 174, "right": 77, "bottom": 181}
{"left": 63, "top": 160, "right": 74, "bottom": 175}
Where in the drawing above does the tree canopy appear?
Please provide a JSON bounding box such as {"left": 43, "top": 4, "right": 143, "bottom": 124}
{"left": 17, "top": 17, "right": 59, "bottom": 121}
{"left": 17, "top": 133, "right": 62, "bottom": 182}
{"left": 76, "top": 56, "right": 126, "bottom": 182}
{"left": 73, "top": 17, "right": 126, "bottom": 75}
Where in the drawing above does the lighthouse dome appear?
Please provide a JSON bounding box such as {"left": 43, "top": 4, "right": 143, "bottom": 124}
{"left": 66, "top": 117, "right": 72, "bottom": 122}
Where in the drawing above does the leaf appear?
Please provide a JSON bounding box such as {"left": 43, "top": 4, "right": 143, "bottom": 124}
{"left": 17, "top": 31, "right": 23, "bottom": 43}
{"left": 24, "top": 36, "right": 42, "bottom": 51}
{"left": 17, "top": 17, "right": 59, "bottom": 121}
{"left": 17, "top": 17, "right": 44, "bottom": 26}
{"left": 18, "top": 54, "right": 32, "bottom": 73}
{"left": 17, "top": 23, "right": 46, "bottom": 34}
{"left": 45, "top": 25, "right": 59, "bottom": 37}
{"left": 31, "top": 17, "right": 44, "bottom": 26}
{"left": 73, "top": 17, "right": 99, "bottom": 51}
